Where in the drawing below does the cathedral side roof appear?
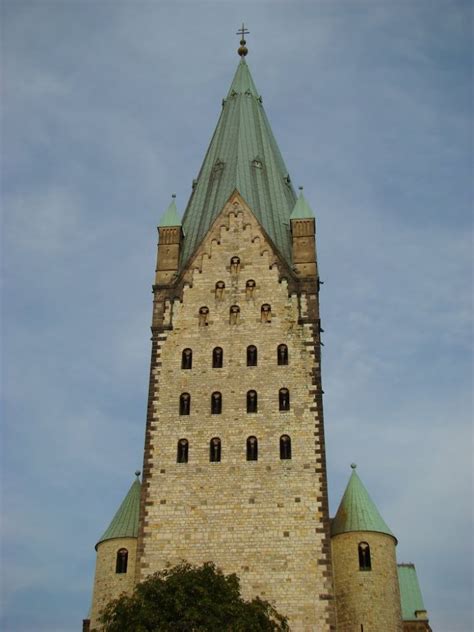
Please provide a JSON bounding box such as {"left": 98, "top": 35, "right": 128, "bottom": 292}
{"left": 331, "top": 465, "right": 395, "bottom": 540}
{"left": 397, "top": 563, "right": 428, "bottom": 621}
{"left": 180, "top": 57, "right": 297, "bottom": 268}
{"left": 95, "top": 474, "right": 141, "bottom": 549}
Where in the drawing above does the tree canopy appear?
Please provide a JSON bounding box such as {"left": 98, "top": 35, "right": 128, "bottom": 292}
{"left": 98, "top": 562, "right": 289, "bottom": 632}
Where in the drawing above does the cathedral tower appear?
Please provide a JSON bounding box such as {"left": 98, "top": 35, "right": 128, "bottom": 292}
{"left": 135, "top": 48, "right": 336, "bottom": 631}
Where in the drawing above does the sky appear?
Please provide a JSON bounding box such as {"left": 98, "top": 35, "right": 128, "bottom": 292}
{"left": 1, "top": 1, "right": 472, "bottom": 630}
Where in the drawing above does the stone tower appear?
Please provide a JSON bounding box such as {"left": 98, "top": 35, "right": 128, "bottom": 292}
{"left": 135, "top": 50, "right": 336, "bottom": 631}
{"left": 331, "top": 464, "right": 403, "bottom": 631}
{"left": 84, "top": 41, "right": 433, "bottom": 632}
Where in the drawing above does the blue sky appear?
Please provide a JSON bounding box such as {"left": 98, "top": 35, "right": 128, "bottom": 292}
{"left": 2, "top": 1, "right": 472, "bottom": 630}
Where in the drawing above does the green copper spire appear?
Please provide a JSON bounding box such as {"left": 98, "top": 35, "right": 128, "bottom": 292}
{"left": 180, "top": 57, "right": 297, "bottom": 267}
{"left": 290, "top": 188, "right": 315, "bottom": 220}
{"left": 159, "top": 195, "right": 181, "bottom": 227}
{"left": 96, "top": 472, "right": 141, "bottom": 549}
{"left": 331, "top": 464, "right": 395, "bottom": 540}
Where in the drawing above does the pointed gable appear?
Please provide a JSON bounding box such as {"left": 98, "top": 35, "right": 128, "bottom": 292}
{"left": 398, "top": 563, "right": 429, "bottom": 622}
{"left": 180, "top": 57, "right": 297, "bottom": 268}
{"left": 159, "top": 197, "right": 181, "bottom": 227}
{"left": 290, "top": 190, "right": 314, "bottom": 220}
{"left": 331, "top": 464, "right": 395, "bottom": 540}
{"left": 96, "top": 474, "right": 141, "bottom": 549}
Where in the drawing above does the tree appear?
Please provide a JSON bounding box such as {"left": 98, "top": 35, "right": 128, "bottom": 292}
{"left": 98, "top": 561, "right": 289, "bottom": 632}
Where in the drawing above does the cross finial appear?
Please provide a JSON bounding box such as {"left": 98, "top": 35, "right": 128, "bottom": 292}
{"left": 237, "top": 22, "right": 249, "bottom": 57}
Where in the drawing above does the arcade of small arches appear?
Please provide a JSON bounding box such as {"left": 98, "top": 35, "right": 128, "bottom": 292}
{"left": 176, "top": 435, "right": 292, "bottom": 463}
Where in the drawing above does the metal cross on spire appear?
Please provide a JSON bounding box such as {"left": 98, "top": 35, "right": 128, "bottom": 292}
{"left": 236, "top": 22, "right": 249, "bottom": 57}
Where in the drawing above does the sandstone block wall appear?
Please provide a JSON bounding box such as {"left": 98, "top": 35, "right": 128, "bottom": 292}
{"left": 137, "top": 195, "right": 335, "bottom": 631}
{"left": 332, "top": 531, "right": 402, "bottom": 632}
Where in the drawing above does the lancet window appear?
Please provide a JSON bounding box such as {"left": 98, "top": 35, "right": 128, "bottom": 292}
{"left": 247, "top": 345, "right": 257, "bottom": 366}
{"left": 277, "top": 344, "right": 288, "bottom": 366}
{"left": 246, "top": 436, "right": 258, "bottom": 461}
{"left": 115, "top": 548, "right": 128, "bottom": 574}
{"left": 210, "top": 437, "right": 221, "bottom": 462}
{"left": 177, "top": 439, "right": 189, "bottom": 464}
{"left": 280, "top": 435, "right": 292, "bottom": 460}
{"left": 261, "top": 304, "right": 271, "bottom": 323}
{"left": 181, "top": 348, "right": 192, "bottom": 370}
{"left": 211, "top": 392, "right": 222, "bottom": 414}
{"left": 279, "top": 388, "right": 290, "bottom": 411}
{"left": 247, "top": 390, "right": 258, "bottom": 413}
{"left": 358, "top": 542, "right": 371, "bottom": 571}
{"left": 179, "top": 393, "right": 191, "bottom": 415}
{"left": 212, "top": 347, "right": 223, "bottom": 368}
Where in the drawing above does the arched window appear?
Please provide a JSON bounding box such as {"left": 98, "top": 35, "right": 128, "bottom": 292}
{"left": 215, "top": 281, "right": 225, "bottom": 299}
{"left": 179, "top": 393, "right": 191, "bottom": 415}
{"left": 115, "top": 548, "right": 128, "bottom": 574}
{"left": 261, "top": 304, "right": 271, "bottom": 323}
{"left": 210, "top": 437, "right": 221, "bottom": 462}
{"left": 247, "top": 345, "right": 257, "bottom": 366}
{"left": 181, "top": 348, "right": 192, "bottom": 370}
{"left": 277, "top": 344, "right": 288, "bottom": 366}
{"left": 280, "top": 435, "right": 292, "bottom": 460}
{"left": 358, "top": 542, "right": 371, "bottom": 571}
{"left": 246, "top": 279, "right": 256, "bottom": 297}
{"left": 212, "top": 347, "right": 223, "bottom": 368}
{"left": 246, "top": 436, "right": 258, "bottom": 461}
{"left": 211, "top": 392, "right": 222, "bottom": 414}
{"left": 247, "top": 390, "right": 257, "bottom": 413}
{"left": 177, "top": 439, "right": 189, "bottom": 463}
{"left": 230, "top": 256, "right": 240, "bottom": 273}
{"left": 279, "top": 388, "right": 290, "bottom": 411}
{"left": 199, "top": 306, "right": 209, "bottom": 326}
{"left": 229, "top": 305, "right": 240, "bottom": 325}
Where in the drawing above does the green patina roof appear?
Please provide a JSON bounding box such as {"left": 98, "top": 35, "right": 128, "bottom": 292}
{"left": 290, "top": 190, "right": 314, "bottom": 220}
{"left": 331, "top": 465, "right": 395, "bottom": 540}
{"left": 398, "top": 563, "right": 427, "bottom": 621}
{"left": 96, "top": 474, "right": 141, "bottom": 549}
{"left": 159, "top": 197, "right": 181, "bottom": 227}
{"left": 180, "top": 57, "right": 297, "bottom": 267}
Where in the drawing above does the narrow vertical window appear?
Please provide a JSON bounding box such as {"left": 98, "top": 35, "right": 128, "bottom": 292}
{"left": 229, "top": 305, "right": 240, "bottom": 325}
{"left": 261, "top": 304, "right": 271, "bottom": 323}
{"left": 179, "top": 393, "right": 191, "bottom": 415}
{"left": 277, "top": 344, "right": 288, "bottom": 365}
{"left": 247, "top": 390, "right": 257, "bottom": 413}
{"left": 199, "top": 306, "right": 209, "bottom": 326}
{"left": 247, "top": 345, "right": 257, "bottom": 366}
{"left": 246, "top": 436, "right": 258, "bottom": 461}
{"left": 181, "top": 348, "right": 192, "bottom": 370}
{"left": 279, "top": 388, "right": 290, "bottom": 411}
{"left": 210, "top": 437, "right": 221, "bottom": 462}
{"left": 358, "top": 542, "right": 371, "bottom": 571}
{"left": 280, "top": 435, "right": 292, "bottom": 460}
{"left": 215, "top": 281, "right": 225, "bottom": 300}
{"left": 115, "top": 548, "right": 128, "bottom": 574}
{"left": 245, "top": 279, "right": 256, "bottom": 298}
{"left": 230, "top": 256, "right": 240, "bottom": 274}
{"left": 177, "top": 439, "right": 189, "bottom": 463}
{"left": 211, "top": 392, "right": 222, "bottom": 414}
{"left": 212, "top": 347, "right": 223, "bottom": 368}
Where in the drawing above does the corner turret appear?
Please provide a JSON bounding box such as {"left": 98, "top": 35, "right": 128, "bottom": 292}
{"left": 331, "top": 464, "right": 402, "bottom": 631}
{"left": 290, "top": 187, "right": 317, "bottom": 277}
{"left": 155, "top": 195, "right": 183, "bottom": 285}
{"left": 86, "top": 472, "right": 141, "bottom": 631}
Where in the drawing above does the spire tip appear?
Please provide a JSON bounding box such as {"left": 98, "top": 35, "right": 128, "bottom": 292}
{"left": 350, "top": 463, "right": 357, "bottom": 470}
{"left": 237, "top": 23, "right": 249, "bottom": 57}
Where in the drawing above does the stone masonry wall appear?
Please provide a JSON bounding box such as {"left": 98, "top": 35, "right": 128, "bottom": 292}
{"left": 89, "top": 537, "right": 137, "bottom": 630}
{"left": 332, "top": 531, "right": 402, "bottom": 632}
{"left": 136, "top": 195, "right": 335, "bottom": 631}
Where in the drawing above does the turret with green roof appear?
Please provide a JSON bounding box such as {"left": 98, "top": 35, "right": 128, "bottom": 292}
{"left": 159, "top": 195, "right": 182, "bottom": 228}
{"left": 331, "top": 463, "right": 396, "bottom": 541}
{"left": 96, "top": 471, "right": 141, "bottom": 549}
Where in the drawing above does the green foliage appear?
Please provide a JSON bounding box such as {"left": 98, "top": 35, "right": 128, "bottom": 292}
{"left": 98, "top": 562, "right": 289, "bottom": 632}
